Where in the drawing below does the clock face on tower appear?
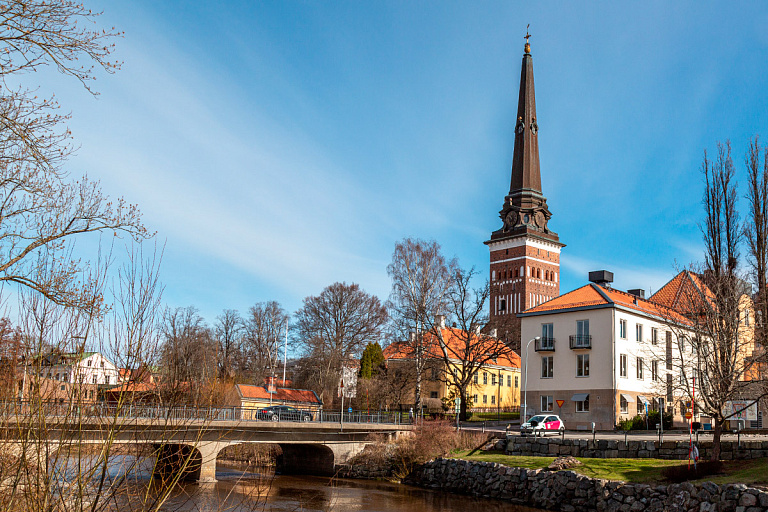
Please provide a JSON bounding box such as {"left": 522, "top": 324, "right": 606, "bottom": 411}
{"left": 534, "top": 211, "right": 546, "bottom": 228}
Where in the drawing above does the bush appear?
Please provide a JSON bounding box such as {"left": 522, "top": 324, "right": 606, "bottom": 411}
{"left": 354, "top": 420, "right": 488, "bottom": 480}
{"left": 662, "top": 460, "right": 723, "bottom": 482}
{"left": 616, "top": 412, "right": 673, "bottom": 431}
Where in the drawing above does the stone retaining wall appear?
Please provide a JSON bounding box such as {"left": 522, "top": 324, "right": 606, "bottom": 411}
{"left": 405, "top": 458, "right": 768, "bottom": 512}
{"left": 506, "top": 437, "right": 768, "bottom": 460}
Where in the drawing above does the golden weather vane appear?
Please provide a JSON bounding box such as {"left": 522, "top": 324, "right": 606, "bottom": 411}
{"left": 524, "top": 24, "right": 531, "bottom": 53}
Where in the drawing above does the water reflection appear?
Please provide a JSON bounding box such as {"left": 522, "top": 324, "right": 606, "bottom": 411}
{"left": 204, "top": 464, "right": 542, "bottom": 512}
{"left": 52, "top": 456, "right": 541, "bottom": 512}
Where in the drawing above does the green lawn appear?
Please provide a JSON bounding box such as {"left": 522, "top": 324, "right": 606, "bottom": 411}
{"left": 451, "top": 451, "right": 768, "bottom": 485}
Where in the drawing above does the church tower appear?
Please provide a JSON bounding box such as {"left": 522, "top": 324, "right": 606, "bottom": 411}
{"left": 485, "top": 35, "right": 564, "bottom": 351}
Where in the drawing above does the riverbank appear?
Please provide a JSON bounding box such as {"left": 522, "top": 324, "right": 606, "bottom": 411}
{"left": 404, "top": 457, "right": 768, "bottom": 512}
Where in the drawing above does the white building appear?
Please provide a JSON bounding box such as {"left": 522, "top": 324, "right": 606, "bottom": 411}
{"left": 519, "top": 271, "right": 694, "bottom": 430}
{"left": 38, "top": 351, "right": 120, "bottom": 388}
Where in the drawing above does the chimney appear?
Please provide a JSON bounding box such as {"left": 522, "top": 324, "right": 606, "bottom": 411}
{"left": 435, "top": 315, "right": 446, "bottom": 329}
{"left": 474, "top": 325, "right": 482, "bottom": 335}
{"left": 490, "top": 328, "right": 498, "bottom": 338}
{"left": 588, "top": 270, "right": 614, "bottom": 288}
{"left": 627, "top": 289, "right": 645, "bottom": 299}
{"left": 409, "top": 332, "right": 416, "bottom": 342}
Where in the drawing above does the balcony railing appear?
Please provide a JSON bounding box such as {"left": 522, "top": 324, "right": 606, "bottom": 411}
{"left": 535, "top": 337, "right": 556, "bottom": 352}
{"left": 569, "top": 335, "right": 592, "bottom": 349}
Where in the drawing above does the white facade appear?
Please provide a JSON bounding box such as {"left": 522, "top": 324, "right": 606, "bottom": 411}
{"left": 520, "top": 285, "right": 690, "bottom": 430}
{"left": 40, "top": 352, "right": 120, "bottom": 387}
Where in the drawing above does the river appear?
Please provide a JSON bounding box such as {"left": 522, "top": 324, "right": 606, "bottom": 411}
{"left": 50, "top": 456, "right": 542, "bottom": 511}
{"left": 166, "top": 464, "right": 543, "bottom": 512}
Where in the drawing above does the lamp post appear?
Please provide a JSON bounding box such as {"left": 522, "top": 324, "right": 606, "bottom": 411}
{"left": 522, "top": 336, "right": 540, "bottom": 424}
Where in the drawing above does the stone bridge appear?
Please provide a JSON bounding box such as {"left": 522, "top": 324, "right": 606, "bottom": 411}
{"left": 3, "top": 416, "right": 413, "bottom": 483}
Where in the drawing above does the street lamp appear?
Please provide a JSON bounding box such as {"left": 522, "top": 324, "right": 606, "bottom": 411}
{"left": 522, "top": 336, "right": 540, "bottom": 424}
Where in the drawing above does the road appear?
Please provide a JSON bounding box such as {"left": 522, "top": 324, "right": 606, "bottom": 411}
{"left": 459, "top": 422, "right": 768, "bottom": 442}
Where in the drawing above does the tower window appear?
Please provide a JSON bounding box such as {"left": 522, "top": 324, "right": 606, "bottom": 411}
{"left": 499, "top": 299, "right": 506, "bottom": 311}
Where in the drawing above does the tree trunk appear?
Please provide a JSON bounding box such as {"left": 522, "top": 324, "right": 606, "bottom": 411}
{"left": 711, "top": 417, "right": 723, "bottom": 461}
{"left": 459, "top": 388, "right": 468, "bottom": 421}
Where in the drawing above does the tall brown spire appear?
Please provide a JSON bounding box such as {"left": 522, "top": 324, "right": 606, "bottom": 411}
{"left": 489, "top": 34, "right": 559, "bottom": 244}
{"left": 509, "top": 36, "right": 541, "bottom": 194}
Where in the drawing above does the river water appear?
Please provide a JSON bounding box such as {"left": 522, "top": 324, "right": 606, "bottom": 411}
{"left": 173, "top": 464, "right": 543, "bottom": 512}
{"left": 52, "top": 457, "right": 541, "bottom": 511}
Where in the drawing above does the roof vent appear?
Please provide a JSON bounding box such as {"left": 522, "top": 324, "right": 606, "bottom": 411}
{"left": 627, "top": 289, "right": 645, "bottom": 299}
{"left": 588, "top": 270, "right": 614, "bottom": 287}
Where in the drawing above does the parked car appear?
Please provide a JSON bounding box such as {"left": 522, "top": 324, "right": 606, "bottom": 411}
{"left": 257, "top": 405, "right": 313, "bottom": 422}
{"left": 520, "top": 414, "right": 564, "bottom": 436}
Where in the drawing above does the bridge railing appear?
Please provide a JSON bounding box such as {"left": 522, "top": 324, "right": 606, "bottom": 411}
{"left": 0, "top": 401, "right": 414, "bottom": 426}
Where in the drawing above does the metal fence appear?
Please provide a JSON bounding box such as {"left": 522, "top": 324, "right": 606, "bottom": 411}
{"left": 0, "top": 401, "right": 412, "bottom": 426}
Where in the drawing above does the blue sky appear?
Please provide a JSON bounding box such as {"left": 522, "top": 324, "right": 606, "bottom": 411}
{"left": 44, "top": 1, "right": 768, "bottom": 324}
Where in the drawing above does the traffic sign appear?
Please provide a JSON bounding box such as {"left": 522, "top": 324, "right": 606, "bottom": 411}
{"left": 556, "top": 400, "right": 565, "bottom": 408}
{"left": 685, "top": 412, "right": 692, "bottom": 419}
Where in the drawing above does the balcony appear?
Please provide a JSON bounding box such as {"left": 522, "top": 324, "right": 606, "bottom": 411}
{"left": 535, "top": 337, "right": 556, "bottom": 352}
{"left": 569, "top": 335, "right": 592, "bottom": 349}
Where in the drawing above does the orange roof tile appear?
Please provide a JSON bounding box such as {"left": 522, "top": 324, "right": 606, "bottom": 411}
{"left": 383, "top": 327, "right": 521, "bottom": 369}
{"left": 237, "top": 385, "right": 322, "bottom": 405}
{"left": 521, "top": 283, "right": 690, "bottom": 325}
{"left": 650, "top": 270, "right": 714, "bottom": 313}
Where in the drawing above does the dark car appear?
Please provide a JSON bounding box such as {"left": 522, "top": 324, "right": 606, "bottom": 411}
{"left": 257, "top": 405, "right": 313, "bottom": 422}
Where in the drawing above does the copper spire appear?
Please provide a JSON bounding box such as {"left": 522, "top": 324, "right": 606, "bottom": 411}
{"left": 509, "top": 27, "right": 541, "bottom": 195}
{"left": 488, "top": 30, "right": 559, "bottom": 244}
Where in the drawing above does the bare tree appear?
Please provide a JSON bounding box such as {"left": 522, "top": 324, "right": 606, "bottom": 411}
{"left": 745, "top": 136, "right": 768, "bottom": 348}
{"left": 242, "top": 301, "right": 289, "bottom": 385}
{"left": 159, "top": 306, "right": 217, "bottom": 405}
{"left": 0, "top": 1, "right": 148, "bottom": 311}
{"left": 294, "top": 282, "right": 387, "bottom": 405}
{"left": 433, "top": 266, "right": 514, "bottom": 420}
{"left": 386, "top": 238, "right": 454, "bottom": 415}
{"left": 214, "top": 309, "right": 244, "bottom": 379}
{"left": 648, "top": 142, "right": 768, "bottom": 460}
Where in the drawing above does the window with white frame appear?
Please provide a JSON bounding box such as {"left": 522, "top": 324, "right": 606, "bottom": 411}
{"left": 576, "top": 396, "right": 589, "bottom": 412}
{"left": 575, "top": 319, "right": 590, "bottom": 346}
{"left": 636, "top": 323, "right": 643, "bottom": 342}
{"left": 473, "top": 394, "right": 478, "bottom": 403}
{"left": 483, "top": 395, "right": 487, "bottom": 404}
{"left": 507, "top": 375, "right": 511, "bottom": 387}
{"left": 515, "top": 376, "right": 519, "bottom": 387}
{"left": 541, "top": 395, "right": 553, "bottom": 412}
{"left": 483, "top": 372, "right": 488, "bottom": 385}
{"left": 636, "top": 357, "right": 644, "bottom": 380}
{"left": 577, "top": 354, "right": 589, "bottom": 377}
{"left": 491, "top": 395, "right": 496, "bottom": 404}
{"left": 652, "top": 360, "right": 658, "bottom": 381}
{"left": 619, "top": 319, "right": 627, "bottom": 339}
{"left": 637, "top": 397, "right": 645, "bottom": 414}
{"left": 620, "top": 354, "right": 628, "bottom": 377}
{"left": 652, "top": 328, "right": 658, "bottom": 345}
{"left": 541, "top": 356, "right": 553, "bottom": 378}
{"left": 620, "top": 395, "right": 628, "bottom": 413}
{"left": 491, "top": 373, "right": 496, "bottom": 385}
{"left": 474, "top": 374, "right": 478, "bottom": 384}
{"left": 541, "top": 323, "right": 554, "bottom": 347}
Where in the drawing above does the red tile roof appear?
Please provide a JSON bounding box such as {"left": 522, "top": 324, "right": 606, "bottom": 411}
{"left": 649, "top": 270, "right": 714, "bottom": 313}
{"left": 521, "top": 282, "right": 690, "bottom": 325}
{"left": 236, "top": 384, "right": 322, "bottom": 405}
{"left": 383, "top": 327, "right": 521, "bottom": 369}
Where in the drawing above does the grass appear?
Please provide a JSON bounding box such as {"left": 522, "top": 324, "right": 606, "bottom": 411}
{"left": 466, "top": 412, "right": 520, "bottom": 422}
{"left": 450, "top": 451, "right": 768, "bottom": 485}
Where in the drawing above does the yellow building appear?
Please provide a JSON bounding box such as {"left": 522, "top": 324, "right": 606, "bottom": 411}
{"left": 383, "top": 324, "right": 521, "bottom": 414}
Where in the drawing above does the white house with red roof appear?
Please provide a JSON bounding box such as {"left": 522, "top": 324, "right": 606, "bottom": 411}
{"left": 518, "top": 271, "right": 701, "bottom": 430}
